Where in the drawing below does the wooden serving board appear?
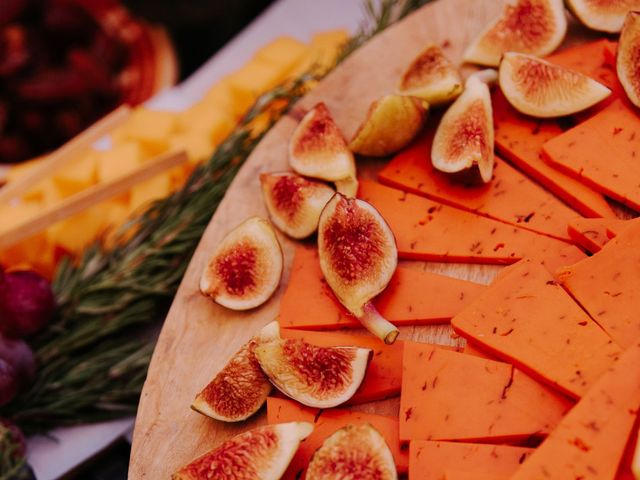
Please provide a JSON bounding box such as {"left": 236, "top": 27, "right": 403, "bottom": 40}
{"left": 129, "top": 1, "right": 600, "bottom": 476}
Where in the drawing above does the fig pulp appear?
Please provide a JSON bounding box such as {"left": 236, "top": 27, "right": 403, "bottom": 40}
{"left": 349, "top": 95, "right": 427, "bottom": 157}
{"left": 617, "top": 11, "right": 640, "bottom": 108}
{"left": 432, "top": 71, "right": 496, "bottom": 183}
{"left": 463, "top": 0, "right": 567, "bottom": 67}
{"left": 317, "top": 194, "right": 399, "bottom": 344}
{"left": 288, "top": 102, "right": 357, "bottom": 183}
{"left": 260, "top": 172, "right": 335, "bottom": 239}
{"left": 566, "top": 0, "right": 640, "bottom": 32}
{"left": 191, "top": 321, "right": 279, "bottom": 422}
{"left": 173, "top": 422, "right": 313, "bottom": 480}
{"left": 254, "top": 336, "right": 371, "bottom": 408}
{"left": 398, "top": 43, "right": 463, "bottom": 105}
{"left": 499, "top": 52, "right": 611, "bottom": 117}
{"left": 200, "top": 217, "right": 283, "bottom": 311}
{"left": 306, "top": 423, "right": 397, "bottom": 480}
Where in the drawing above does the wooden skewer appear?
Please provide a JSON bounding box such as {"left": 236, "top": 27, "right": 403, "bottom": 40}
{"left": 0, "top": 105, "right": 131, "bottom": 205}
{"left": 0, "top": 150, "right": 188, "bottom": 250}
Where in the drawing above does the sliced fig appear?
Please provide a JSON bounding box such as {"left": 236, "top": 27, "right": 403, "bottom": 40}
{"left": 254, "top": 337, "right": 371, "bottom": 408}
{"left": 289, "top": 102, "right": 356, "bottom": 182}
{"left": 200, "top": 217, "right": 283, "bottom": 311}
{"left": 191, "top": 321, "right": 279, "bottom": 422}
{"left": 172, "top": 421, "right": 313, "bottom": 480}
{"left": 317, "top": 194, "right": 399, "bottom": 344}
{"left": 335, "top": 174, "right": 359, "bottom": 198}
{"left": 398, "top": 43, "right": 464, "bottom": 105}
{"left": 463, "top": 0, "right": 567, "bottom": 67}
{"left": 349, "top": 95, "right": 427, "bottom": 157}
{"left": 566, "top": 0, "right": 640, "bottom": 32}
{"left": 260, "top": 172, "right": 335, "bottom": 239}
{"left": 432, "top": 71, "right": 495, "bottom": 183}
{"left": 499, "top": 52, "right": 611, "bottom": 117}
{"left": 306, "top": 423, "right": 397, "bottom": 480}
{"left": 617, "top": 11, "right": 640, "bottom": 107}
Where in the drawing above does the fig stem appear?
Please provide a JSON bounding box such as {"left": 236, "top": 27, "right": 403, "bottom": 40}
{"left": 360, "top": 302, "right": 399, "bottom": 344}
{"left": 469, "top": 68, "right": 498, "bottom": 86}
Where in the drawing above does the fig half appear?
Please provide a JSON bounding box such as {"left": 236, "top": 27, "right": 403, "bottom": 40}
{"left": 255, "top": 337, "right": 371, "bottom": 408}
{"left": 566, "top": 0, "right": 640, "bottom": 33}
{"left": 200, "top": 217, "right": 283, "bottom": 311}
{"left": 172, "top": 422, "right": 313, "bottom": 480}
{"left": 398, "top": 43, "right": 464, "bottom": 105}
{"left": 349, "top": 95, "right": 427, "bottom": 157}
{"left": 289, "top": 102, "right": 356, "bottom": 182}
{"left": 260, "top": 172, "right": 335, "bottom": 239}
{"left": 617, "top": 11, "right": 640, "bottom": 107}
{"left": 306, "top": 423, "right": 397, "bottom": 480}
{"left": 463, "top": 0, "right": 567, "bottom": 66}
{"left": 191, "top": 321, "right": 279, "bottom": 422}
{"left": 499, "top": 52, "right": 611, "bottom": 117}
{"left": 432, "top": 71, "right": 495, "bottom": 183}
{"left": 317, "top": 194, "right": 399, "bottom": 344}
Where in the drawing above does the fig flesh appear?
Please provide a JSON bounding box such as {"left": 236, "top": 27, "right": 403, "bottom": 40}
{"left": 432, "top": 71, "right": 495, "bottom": 183}
{"left": 398, "top": 43, "right": 463, "bottom": 105}
{"left": 255, "top": 337, "right": 371, "bottom": 408}
{"left": 306, "top": 423, "right": 397, "bottom": 480}
{"left": 566, "top": 0, "right": 640, "bottom": 32}
{"left": 349, "top": 95, "right": 427, "bottom": 157}
{"left": 172, "top": 422, "right": 313, "bottom": 480}
{"left": 260, "top": 172, "right": 335, "bottom": 239}
{"left": 617, "top": 11, "right": 640, "bottom": 107}
{"left": 463, "top": 0, "right": 567, "bottom": 67}
{"left": 191, "top": 321, "right": 279, "bottom": 422}
{"left": 289, "top": 102, "right": 356, "bottom": 182}
{"left": 334, "top": 175, "right": 359, "bottom": 198}
{"left": 499, "top": 52, "right": 611, "bottom": 117}
{"left": 200, "top": 217, "right": 283, "bottom": 311}
{"left": 317, "top": 194, "right": 399, "bottom": 344}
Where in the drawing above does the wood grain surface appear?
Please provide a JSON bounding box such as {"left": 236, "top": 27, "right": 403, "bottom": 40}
{"left": 129, "top": 0, "right": 601, "bottom": 476}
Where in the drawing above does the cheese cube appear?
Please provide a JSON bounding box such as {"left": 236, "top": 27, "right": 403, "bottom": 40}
{"left": 202, "top": 80, "right": 236, "bottom": 115}
{"left": 47, "top": 205, "right": 108, "bottom": 254}
{"left": 122, "top": 107, "right": 177, "bottom": 155}
{"left": 129, "top": 174, "right": 171, "bottom": 212}
{"left": 255, "top": 36, "right": 309, "bottom": 79}
{"left": 53, "top": 151, "right": 98, "bottom": 197}
{"left": 226, "top": 61, "right": 283, "bottom": 107}
{"left": 169, "top": 132, "right": 214, "bottom": 165}
{"left": 176, "top": 105, "right": 234, "bottom": 144}
{"left": 97, "top": 142, "right": 144, "bottom": 184}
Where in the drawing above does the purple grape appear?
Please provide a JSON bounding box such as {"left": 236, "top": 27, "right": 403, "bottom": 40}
{"left": 0, "top": 358, "right": 18, "bottom": 407}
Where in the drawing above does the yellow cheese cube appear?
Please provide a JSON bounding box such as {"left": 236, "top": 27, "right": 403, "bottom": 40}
{"left": 255, "top": 36, "right": 309, "bottom": 79}
{"left": 0, "top": 232, "right": 50, "bottom": 275}
{"left": 0, "top": 201, "right": 41, "bottom": 234}
{"left": 311, "top": 30, "right": 350, "bottom": 50}
{"left": 226, "top": 61, "right": 283, "bottom": 106}
{"left": 4, "top": 156, "right": 43, "bottom": 184}
{"left": 47, "top": 205, "right": 108, "bottom": 254}
{"left": 122, "top": 107, "right": 177, "bottom": 155}
{"left": 97, "top": 142, "right": 144, "bottom": 184}
{"left": 129, "top": 173, "right": 171, "bottom": 212}
{"left": 52, "top": 151, "right": 98, "bottom": 197}
{"left": 176, "top": 104, "right": 235, "bottom": 144}
{"left": 202, "top": 80, "right": 236, "bottom": 115}
{"left": 293, "top": 29, "right": 349, "bottom": 76}
{"left": 169, "top": 132, "right": 214, "bottom": 165}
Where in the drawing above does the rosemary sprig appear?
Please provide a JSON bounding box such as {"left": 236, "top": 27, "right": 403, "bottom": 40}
{"left": 0, "top": 425, "right": 30, "bottom": 480}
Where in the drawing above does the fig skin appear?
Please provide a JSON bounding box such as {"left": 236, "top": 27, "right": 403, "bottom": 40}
{"left": 349, "top": 95, "right": 427, "bottom": 157}
{"left": 255, "top": 337, "right": 371, "bottom": 408}
{"left": 432, "top": 71, "right": 496, "bottom": 184}
{"left": 260, "top": 172, "right": 335, "bottom": 239}
{"left": 172, "top": 422, "right": 314, "bottom": 480}
{"left": 318, "top": 194, "right": 399, "bottom": 344}
{"left": 398, "top": 43, "right": 463, "bottom": 105}
{"left": 566, "top": 0, "right": 640, "bottom": 33}
{"left": 191, "top": 321, "right": 279, "bottom": 422}
{"left": 200, "top": 217, "right": 283, "bottom": 311}
{"left": 499, "top": 52, "right": 611, "bottom": 117}
{"left": 306, "top": 423, "right": 397, "bottom": 480}
{"left": 289, "top": 102, "right": 356, "bottom": 182}
{"left": 463, "top": 0, "right": 567, "bottom": 67}
{"left": 617, "top": 11, "right": 640, "bottom": 108}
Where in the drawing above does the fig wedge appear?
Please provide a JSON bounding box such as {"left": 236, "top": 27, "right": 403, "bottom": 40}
{"left": 191, "top": 321, "right": 279, "bottom": 422}
{"left": 260, "top": 172, "right": 335, "bottom": 239}
{"left": 289, "top": 102, "right": 356, "bottom": 182}
{"left": 306, "top": 423, "right": 397, "bottom": 480}
{"left": 432, "top": 71, "right": 495, "bottom": 183}
{"left": 317, "top": 194, "right": 399, "bottom": 344}
{"left": 255, "top": 337, "right": 371, "bottom": 408}
{"left": 398, "top": 43, "right": 464, "bottom": 105}
{"left": 349, "top": 95, "right": 427, "bottom": 157}
{"left": 335, "top": 174, "right": 359, "bottom": 198}
{"left": 463, "top": 0, "right": 567, "bottom": 66}
{"left": 499, "top": 52, "right": 611, "bottom": 117}
{"left": 566, "top": 0, "right": 640, "bottom": 33}
{"left": 172, "top": 421, "right": 313, "bottom": 480}
{"left": 200, "top": 217, "right": 283, "bottom": 311}
{"left": 617, "top": 11, "right": 640, "bottom": 107}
